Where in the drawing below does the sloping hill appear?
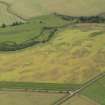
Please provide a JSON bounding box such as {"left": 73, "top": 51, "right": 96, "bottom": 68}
{"left": 0, "top": 1, "right": 24, "bottom": 26}
{"left": 1, "top": 0, "right": 105, "bottom": 19}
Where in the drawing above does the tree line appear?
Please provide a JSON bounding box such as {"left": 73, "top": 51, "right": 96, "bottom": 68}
{"left": 55, "top": 13, "right": 105, "bottom": 23}
{"left": 1, "top": 22, "right": 23, "bottom": 28}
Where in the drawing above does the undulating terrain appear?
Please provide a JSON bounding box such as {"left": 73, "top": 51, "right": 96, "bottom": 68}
{"left": 1, "top": 0, "right": 105, "bottom": 19}
{"left": 0, "top": 0, "right": 104, "bottom": 105}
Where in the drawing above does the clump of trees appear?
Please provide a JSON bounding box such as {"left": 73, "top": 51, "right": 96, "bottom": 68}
{"left": 1, "top": 21, "right": 23, "bottom": 28}
{"left": 1, "top": 24, "right": 6, "bottom": 28}
{"left": 11, "top": 22, "right": 23, "bottom": 26}
{"left": 77, "top": 16, "right": 105, "bottom": 23}
{"left": 55, "top": 13, "right": 105, "bottom": 23}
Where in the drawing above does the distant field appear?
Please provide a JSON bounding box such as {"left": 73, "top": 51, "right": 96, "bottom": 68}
{"left": 0, "top": 91, "right": 66, "bottom": 105}
{"left": 61, "top": 94, "right": 100, "bottom": 105}
{"left": 0, "top": 2, "right": 23, "bottom": 26}
{"left": 0, "top": 23, "right": 105, "bottom": 83}
{"left": 81, "top": 75, "right": 105, "bottom": 105}
{"left": 1, "top": 0, "right": 105, "bottom": 19}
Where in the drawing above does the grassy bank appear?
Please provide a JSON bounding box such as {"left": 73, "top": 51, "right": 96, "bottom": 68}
{"left": 0, "top": 82, "right": 81, "bottom": 91}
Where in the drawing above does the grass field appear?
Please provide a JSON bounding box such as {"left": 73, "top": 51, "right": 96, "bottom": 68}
{"left": 0, "top": 0, "right": 105, "bottom": 104}
{"left": 0, "top": 14, "right": 68, "bottom": 43}
{"left": 61, "top": 94, "right": 100, "bottom": 105}
{"left": 1, "top": 0, "right": 105, "bottom": 19}
{"left": 0, "top": 91, "right": 66, "bottom": 105}
{"left": 0, "top": 23, "right": 105, "bottom": 83}
{"left": 0, "top": 14, "right": 69, "bottom": 51}
{"left": 81, "top": 76, "right": 105, "bottom": 105}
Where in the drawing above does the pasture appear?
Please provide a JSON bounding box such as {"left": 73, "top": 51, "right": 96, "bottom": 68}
{"left": 0, "top": 14, "right": 69, "bottom": 51}
{"left": 61, "top": 94, "right": 100, "bottom": 105}
{"left": 1, "top": 0, "right": 105, "bottom": 19}
{"left": 0, "top": 91, "right": 66, "bottom": 105}
{"left": 81, "top": 75, "right": 105, "bottom": 105}
{"left": 0, "top": 14, "right": 68, "bottom": 44}
{"left": 0, "top": 82, "right": 81, "bottom": 91}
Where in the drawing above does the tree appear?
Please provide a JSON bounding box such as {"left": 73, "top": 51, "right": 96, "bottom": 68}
{"left": 11, "top": 22, "right": 23, "bottom": 26}
{"left": 1, "top": 24, "right": 6, "bottom": 28}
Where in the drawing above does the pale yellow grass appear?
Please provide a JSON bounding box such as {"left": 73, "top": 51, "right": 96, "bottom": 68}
{"left": 0, "top": 3, "right": 23, "bottom": 26}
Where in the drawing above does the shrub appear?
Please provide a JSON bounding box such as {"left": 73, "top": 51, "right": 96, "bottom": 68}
{"left": 1, "top": 24, "right": 6, "bottom": 28}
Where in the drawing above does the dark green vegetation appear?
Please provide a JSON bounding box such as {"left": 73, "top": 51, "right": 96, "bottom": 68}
{"left": 0, "top": 82, "right": 81, "bottom": 91}
{"left": 81, "top": 75, "right": 105, "bottom": 105}
{"left": 56, "top": 13, "right": 105, "bottom": 23}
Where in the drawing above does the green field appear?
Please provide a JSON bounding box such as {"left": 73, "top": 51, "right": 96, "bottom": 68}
{"left": 81, "top": 76, "right": 105, "bottom": 105}
{"left": 0, "top": 82, "right": 81, "bottom": 91}
{"left": 0, "top": 14, "right": 70, "bottom": 51}
{"left": 0, "top": 14, "right": 68, "bottom": 44}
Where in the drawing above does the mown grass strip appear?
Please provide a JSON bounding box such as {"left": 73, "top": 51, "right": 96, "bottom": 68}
{"left": 0, "top": 82, "right": 81, "bottom": 91}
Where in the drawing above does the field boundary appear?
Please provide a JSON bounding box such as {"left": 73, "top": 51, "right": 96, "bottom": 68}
{"left": 53, "top": 71, "right": 105, "bottom": 105}
{"left": 0, "top": 71, "right": 104, "bottom": 105}
{"left": 0, "top": 81, "right": 81, "bottom": 92}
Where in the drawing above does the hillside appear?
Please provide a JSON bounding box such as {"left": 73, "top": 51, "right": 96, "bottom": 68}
{"left": 0, "top": 0, "right": 105, "bottom": 21}
{"left": 0, "top": 2, "right": 24, "bottom": 26}
{"left": 0, "top": 16, "right": 105, "bottom": 83}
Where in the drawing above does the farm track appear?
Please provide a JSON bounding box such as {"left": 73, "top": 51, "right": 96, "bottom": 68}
{"left": 53, "top": 71, "right": 105, "bottom": 105}
{"left": 0, "top": 1, "right": 27, "bottom": 21}
{"left": 0, "top": 88, "right": 69, "bottom": 94}
{"left": 0, "top": 71, "right": 104, "bottom": 105}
